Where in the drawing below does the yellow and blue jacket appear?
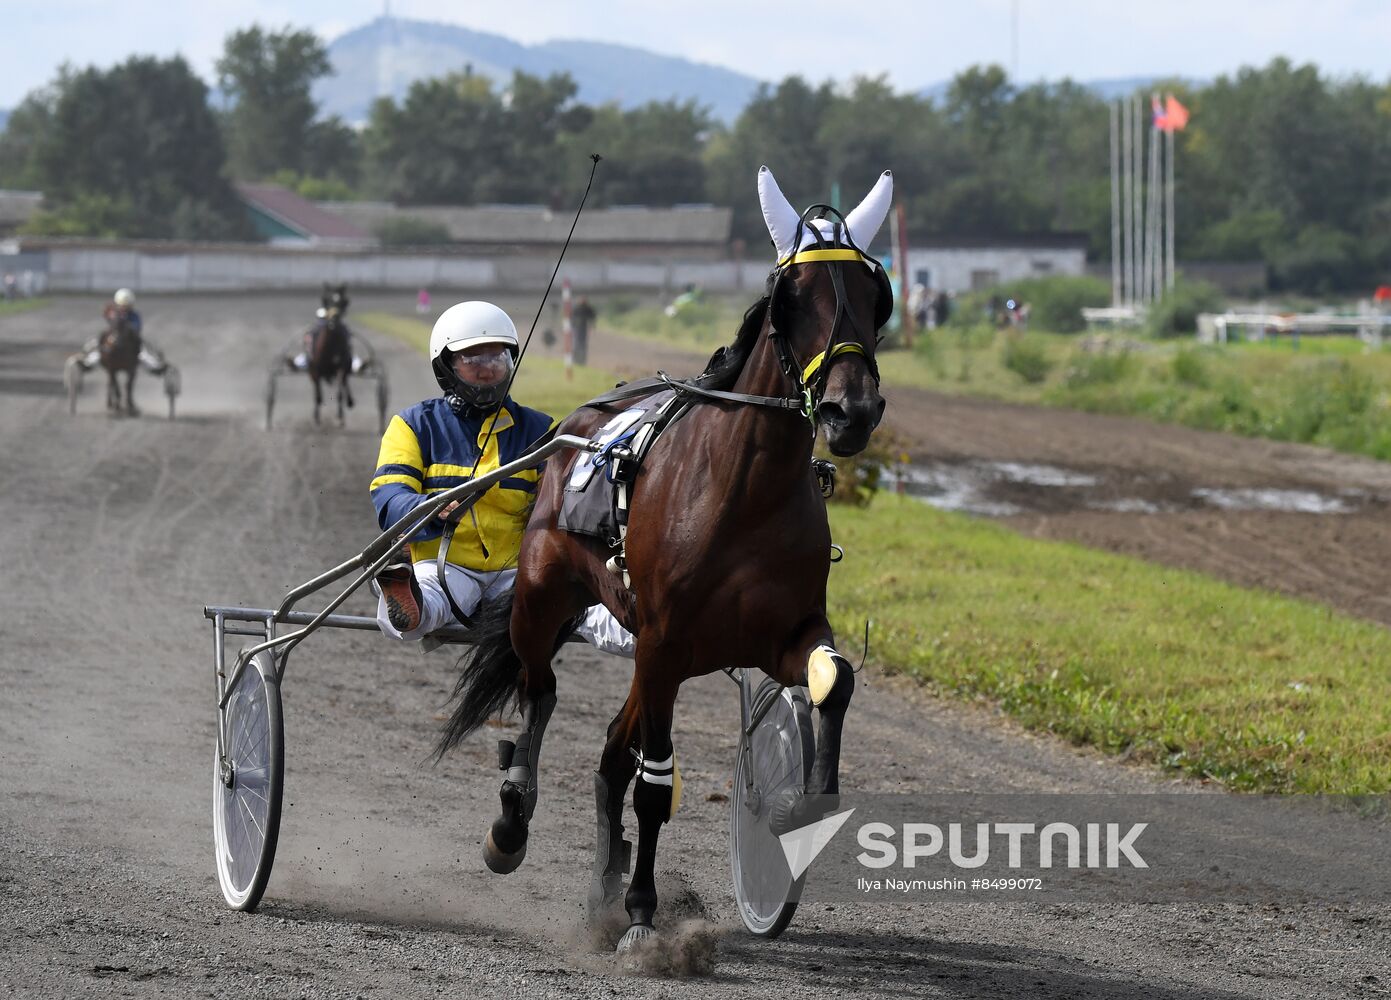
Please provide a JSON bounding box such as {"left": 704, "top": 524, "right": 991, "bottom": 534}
{"left": 371, "top": 397, "right": 553, "bottom": 571}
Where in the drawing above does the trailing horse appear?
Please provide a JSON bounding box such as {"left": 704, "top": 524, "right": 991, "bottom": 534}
{"left": 438, "top": 167, "right": 894, "bottom": 951}
{"left": 306, "top": 284, "right": 355, "bottom": 425}
{"left": 98, "top": 314, "right": 144, "bottom": 416}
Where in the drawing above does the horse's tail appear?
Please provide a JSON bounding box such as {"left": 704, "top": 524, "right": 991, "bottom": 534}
{"left": 434, "top": 589, "right": 522, "bottom": 760}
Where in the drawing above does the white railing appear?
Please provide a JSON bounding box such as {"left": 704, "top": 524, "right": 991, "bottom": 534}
{"left": 1197, "top": 312, "right": 1391, "bottom": 347}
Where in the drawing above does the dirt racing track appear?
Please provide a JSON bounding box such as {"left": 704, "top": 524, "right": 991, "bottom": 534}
{"left": 1, "top": 295, "right": 1388, "bottom": 999}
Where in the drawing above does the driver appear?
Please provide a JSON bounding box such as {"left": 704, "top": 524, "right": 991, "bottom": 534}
{"left": 103, "top": 287, "right": 143, "bottom": 335}
{"left": 81, "top": 288, "right": 165, "bottom": 372}
{"left": 370, "top": 300, "right": 633, "bottom": 656}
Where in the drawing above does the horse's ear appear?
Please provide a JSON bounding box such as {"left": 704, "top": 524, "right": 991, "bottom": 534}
{"left": 845, "top": 170, "right": 893, "bottom": 250}
{"left": 758, "top": 166, "right": 802, "bottom": 260}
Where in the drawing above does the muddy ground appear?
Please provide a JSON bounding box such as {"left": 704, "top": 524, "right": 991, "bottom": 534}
{"left": 0, "top": 295, "right": 1387, "bottom": 999}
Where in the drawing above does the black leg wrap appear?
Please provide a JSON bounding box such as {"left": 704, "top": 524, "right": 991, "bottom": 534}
{"left": 481, "top": 691, "right": 556, "bottom": 875}
{"left": 808, "top": 652, "right": 854, "bottom": 801}
{"left": 588, "top": 772, "right": 632, "bottom": 917}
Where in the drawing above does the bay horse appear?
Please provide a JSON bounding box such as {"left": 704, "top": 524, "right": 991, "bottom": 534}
{"left": 306, "top": 283, "right": 355, "bottom": 425}
{"left": 437, "top": 167, "right": 894, "bottom": 951}
{"left": 98, "top": 312, "right": 143, "bottom": 416}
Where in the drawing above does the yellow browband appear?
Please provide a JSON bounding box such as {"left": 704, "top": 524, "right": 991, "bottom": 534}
{"left": 801, "top": 342, "right": 868, "bottom": 385}
{"left": 777, "top": 248, "right": 875, "bottom": 267}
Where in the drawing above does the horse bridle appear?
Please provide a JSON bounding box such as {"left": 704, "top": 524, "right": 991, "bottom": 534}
{"left": 766, "top": 203, "right": 888, "bottom": 423}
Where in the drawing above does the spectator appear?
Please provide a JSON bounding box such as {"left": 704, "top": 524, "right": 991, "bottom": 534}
{"left": 572, "top": 295, "right": 596, "bottom": 366}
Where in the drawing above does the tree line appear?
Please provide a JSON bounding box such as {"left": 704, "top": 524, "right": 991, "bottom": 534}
{"left": 1, "top": 25, "right": 1387, "bottom": 292}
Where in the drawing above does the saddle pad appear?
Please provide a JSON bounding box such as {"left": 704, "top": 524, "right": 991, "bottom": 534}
{"left": 558, "top": 391, "right": 675, "bottom": 540}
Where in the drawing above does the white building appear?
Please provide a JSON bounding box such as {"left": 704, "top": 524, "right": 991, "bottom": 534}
{"left": 904, "top": 234, "right": 1089, "bottom": 293}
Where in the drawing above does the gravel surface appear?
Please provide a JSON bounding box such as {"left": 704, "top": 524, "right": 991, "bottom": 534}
{"left": 0, "top": 295, "right": 1386, "bottom": 999}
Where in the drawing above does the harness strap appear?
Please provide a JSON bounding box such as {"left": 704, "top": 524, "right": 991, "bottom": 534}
{"left": 778, "top": 248, "right": 876, "bottom": 268}
{"left": 578, "top": 372, "right": 804, "bottom": 415}
{"left": 800, "top": 342, "right": 868, "bottom": 386}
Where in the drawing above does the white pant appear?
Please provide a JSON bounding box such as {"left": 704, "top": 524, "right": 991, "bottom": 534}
{"left": 375, "top": 561, "right": 635, "bottom": 658}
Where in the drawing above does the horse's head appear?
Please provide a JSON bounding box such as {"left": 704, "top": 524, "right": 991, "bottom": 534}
{"left": 759, "top": 167, "right": 892, "bottom": 457}
{"left": 321, "top": 283, "right": 350, "bottom": 324}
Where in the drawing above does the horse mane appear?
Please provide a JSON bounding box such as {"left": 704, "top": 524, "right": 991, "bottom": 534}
{"left": 696, "top": 273, "right": 774, "bottom": 391}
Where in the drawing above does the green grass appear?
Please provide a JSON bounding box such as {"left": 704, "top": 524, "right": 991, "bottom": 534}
{"left": 358, "top": 311, "right": 618, "bottom": 416}
{"left": 0, "top": 297, "right": 49, "bottom": 318}
{"left": 828, "top": 493, "right": 1391, "bottom": 795}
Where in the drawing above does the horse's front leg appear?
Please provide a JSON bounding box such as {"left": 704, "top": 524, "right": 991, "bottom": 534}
{"left": 618, "top": 651, "right": 682, "bottom": 953}
{"left": 106, "top": 371, "right": 119, "bottom": 414}
{"left": 770, "top": 622, "right": 855, "bottom": 833}
{"left": 335, "top": 370, "right": 347, "bottom": 426}
{"left": 311, "top": 375, "right": 322, "bottom": 425}
{"left": 125, "top": 368, "right": 139, "bottom": 416}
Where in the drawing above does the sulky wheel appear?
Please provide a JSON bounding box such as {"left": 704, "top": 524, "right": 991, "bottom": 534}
{"left": 264, "top": 371, "right": 277, "bottom": 430}
{"left": 64, "top": 356, "right": 84, "bottom": 415}
{"left": 163, "top": 365, "right": 181, "bottom": 420}
{"left": 376, "top": 374, "right": 390, "bottom": 433}
{"left": 729, "top": 672, "right": 815, "bottom": 938}
{"left": 212, "top": 651, "right": 284, "bottom": 911}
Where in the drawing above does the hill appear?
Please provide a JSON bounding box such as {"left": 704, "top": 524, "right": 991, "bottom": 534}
{"left": 314, "top": 16, "right": 763, "bottom": 123}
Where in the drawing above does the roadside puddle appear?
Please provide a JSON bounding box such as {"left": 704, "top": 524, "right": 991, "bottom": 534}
{"left": 882, "top": 460, "right": 1377, "bottom": 517}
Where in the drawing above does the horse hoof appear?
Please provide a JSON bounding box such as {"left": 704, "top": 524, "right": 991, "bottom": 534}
{"left": 769, "top": 788, "right": 839, "bottom": 836}
{"left": 615, "top": 923, "right": 656, "bottom": 954}
{"left": 482, "top": 830, "right": 527, "bottom": 874}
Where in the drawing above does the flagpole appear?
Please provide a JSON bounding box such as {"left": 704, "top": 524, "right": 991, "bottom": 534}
{"left": 1132, "top": 95, "right": 1143, "bottom": 306}
{"left": 1142, "top": 97, "right": 1153, "bottom": 304}
{"left": 1150, "top": 93, "right": 1163, "bottom": 302}
{"left": 1166, "top": 118, "right": 1176, "bottom": 290}
{"left": 1110, "top": 100, "right": 1121, "bottom": 307}
{"left": 1122, "top": 98, "right": 1133, "bottom": 307}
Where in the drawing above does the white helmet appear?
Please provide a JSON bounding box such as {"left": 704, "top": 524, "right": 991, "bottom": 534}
{"left": 429, "top": 301, "right": 518, "bottom": 360}
{"left": 429, "top": 301, "right": 519, "bottom": 411}
{"left": 114, "top": 288, "right": 135, "bottom": 307}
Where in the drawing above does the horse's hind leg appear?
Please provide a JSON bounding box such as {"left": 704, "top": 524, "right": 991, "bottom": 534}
{"left": 589, "top": 698, "right": 639, "bottom": 920}
{"left": 617, "top": 648, "right": 683, "bottom": 953}
{"left": 483, "top": 663, "right": 556, "bottom": 874}
{"left": 481, "top": 577, "right": 581, "bottom": 874}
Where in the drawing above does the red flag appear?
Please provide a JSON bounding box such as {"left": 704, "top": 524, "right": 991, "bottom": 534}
{"left": 1164, "top": 95, "right": 1190, "bottom": 131}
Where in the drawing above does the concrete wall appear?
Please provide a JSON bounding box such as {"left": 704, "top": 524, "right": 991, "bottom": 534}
{"left": 16, "top": 241, "right": 779, "bottom": 295}
{"left": 905, "top": 246, "right": 1087, "bottom": 293}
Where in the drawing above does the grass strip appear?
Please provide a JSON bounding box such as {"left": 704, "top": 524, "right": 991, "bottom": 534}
{"left": 0, "top": 298, "right": 50, "bottom": 319}
{"left": 828, "top": 492, "right": 1391, "bottom": 794}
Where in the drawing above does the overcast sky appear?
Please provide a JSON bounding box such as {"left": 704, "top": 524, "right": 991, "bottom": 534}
{"left": 4, "top": 0, "right": 1390, "bottom": 107}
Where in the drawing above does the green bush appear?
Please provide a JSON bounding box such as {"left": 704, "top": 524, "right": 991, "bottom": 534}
{"left": 1060, "top": 349, "right": 1135, "bottom": 388}
{"left": 1146, "top": 279, "right": 1224, "bottom": 338}
{"left": 373, "top": 216, "right": 453, "bottom": 246}
{"left": 1002, "top": 334, "right": 1054, "bottom": 384}
{"left": 1171, "top": 347, "right": 1211, "bottom": 388}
